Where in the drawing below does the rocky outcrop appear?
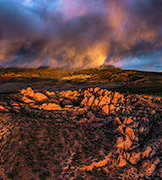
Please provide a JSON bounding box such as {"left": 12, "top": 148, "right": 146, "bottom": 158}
{"left": 1, "top": 86, "right": 160, "bottom": 179}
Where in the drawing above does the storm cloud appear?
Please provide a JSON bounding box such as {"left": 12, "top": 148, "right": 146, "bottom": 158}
{"left": 0, "top": 0, "right": 162, "bottom": 70}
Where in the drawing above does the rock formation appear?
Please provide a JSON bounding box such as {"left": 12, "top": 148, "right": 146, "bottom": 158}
{"left": 0, "top": 87, "right": 161, "bottom": 179}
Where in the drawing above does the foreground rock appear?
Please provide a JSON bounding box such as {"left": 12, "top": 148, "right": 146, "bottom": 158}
{"left": 39, "top": 103, "right": 62, "bottom": 111}
{"left": 0, "top": 87, "right": 161, "bottom": 180}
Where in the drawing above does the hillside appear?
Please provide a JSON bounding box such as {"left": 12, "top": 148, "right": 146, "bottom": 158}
{"left": 0, "top": 67, "right": 162, "bottom": 96}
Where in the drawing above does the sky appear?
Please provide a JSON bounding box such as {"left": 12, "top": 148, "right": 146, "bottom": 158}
{"left": 0, "top": 0, "right": 162, "bottom": 71}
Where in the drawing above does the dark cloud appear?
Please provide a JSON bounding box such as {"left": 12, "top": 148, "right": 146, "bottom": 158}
{"left": 0, "top": 0, "right": 161, "bottom": 70}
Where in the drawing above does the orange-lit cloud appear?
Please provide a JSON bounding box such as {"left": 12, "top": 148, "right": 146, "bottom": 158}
{"left": 0, "top": 0, "right": 161, "bottom": 70}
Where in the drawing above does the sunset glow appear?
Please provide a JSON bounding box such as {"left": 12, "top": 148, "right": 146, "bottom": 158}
{"left": 0, "top": 0, "right": 161, "bottom": 71}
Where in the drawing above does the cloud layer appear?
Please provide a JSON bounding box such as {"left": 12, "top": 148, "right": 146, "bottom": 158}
{"left": 0, "top": 0, "right": 162, "bottom": 70}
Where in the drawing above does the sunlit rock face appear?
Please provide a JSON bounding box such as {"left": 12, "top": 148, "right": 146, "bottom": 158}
{"left": 0, "top": 0, "right": 162, "bottom": 71}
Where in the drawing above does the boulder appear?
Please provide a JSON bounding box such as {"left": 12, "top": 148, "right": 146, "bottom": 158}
{"left": 125, "top": 127, "right": 135, "bottom": 140}
{"left": 122, "top": 152, "right": 130, "bottom": 161}
{"left": 48, "top": 99, "right": 60, "bottom": 105}
{"left": 39, "top": 103, "right": 62, "bottom": 111}
{"left": 109, "top": 104, "right": 115, "bottom": 112}
{"left": 134, "top": 100, "right": 144, "bottom": 106}
{"left": 94, "top": 87, "right": 100, "bottom": 93}
{"left": 123, "top": 117, "right": 133, "bottom": 125}
{"left": 62, "top": 99, "right": 73, "bottom": 106}
{"left": 142, "top": 146, "right": 152, "bottom": 158}
{"left": 59, "top": 98, "right": 64, "bottom": 103}
{"left": 87, "top": 95, "right": 95, "bottom": 107}
{"left": 119, "top": 94, "right": 125, "bottom": 102}
{"left": 0, "top": 105, "right": 5, "bottom": 111}
{"left": 88, "top": 88, "right": 93, "bottom": 92}
{"left": 102, "top": 105, "right": 109, "bottom": 115}
{"left": 64, "top": 105, "right": 73, "bottom": 108}
{"left": 118, "top": 124, "right": 125, "bottom": 134}
{"left": 80, "top": 97, "right": 88, "bottom": 107}
{"left": 91, "top": 105, "right": 98, "bottom": 112}
{"left": 116, "top": 107, "right": 120, "bottom": 112}
{"left": 93, "top": 98, "right": 99, "bottom": 106}
{"left": 64, "top": 90, "right": 73, "bottom": 98}
{"left": 22, "top": 96, "right": 35, "bottom": 104}
{"left": 71, "top": 108, "right": 88, "bottom": 116}
{"left": 113, "top": 117, "right": 122, "bottom": 127}
{"left": 115, "top": 117, "right": 122, "bottom": 125}
{"left": 25, "top": 87, "right": 35, "bottom": 97}
{"left": 139, "top": 126, "right": 148, "bottom": 136}
{"left": 117, "top": 136, "right": 132, "bottom": 150}
{"left": 34, "top": 93, "right": 48, "bottom": 101}
{"left": 91, "top": 98, "right": 99, "bottom": 112}
{"left": 0, "top": 105, "right": 9, "bottom": 112}
{"left": 21, "top": 89, "right": 26, "bottom": 94}
{"left": 129, "top": 152, "right": 141, "bottom": 165}
{"left": 0, "top": 101, "right": 8, "bottom": 106}
{"left": 103, "top": 90, "right": 111, "bottom": 96}
{"left": 142, "top": 160, "right": 151, "bottom": 169}
{"left": 46, "top": 91, "right": 55, "bottom": 96}
{"left": 98, "top": 89, "right": 104, "bottom": 96}
{"left": 118, "top": 155, "right": 127, "bottom": 167}
{"left": 78, "top": 118, "right": 88, "bottom": 124}
{"left": 98, "top": 96, "right": 110, "bottom": 107}
{"left": 151, "top": 110, "right": 156, "bottom": 115}
{"left": 111, "top": 92, "right": 121, "bottom": 104}
{"left": 144, "top": 158, "right": 160, "bottom": 177}
{"left": 143, "top": 163, "right": 156, "bottom": 177}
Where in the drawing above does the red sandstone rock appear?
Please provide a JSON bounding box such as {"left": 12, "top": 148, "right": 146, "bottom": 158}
{"left": 124, "top": 117, "right": 133, "bottom": 124}
{"left": 0, "top": 105, "right": 9, "bottom": 112}
{"left": 62, "top": 99, "right": 73, "bottom": 106}
{"left": 142, "top": 146, "right": 152, "bottom": 158}
{"left": 98, "top": 96, "right": 111, "bottom": 107}
{"left": 118, "top": 124, "right": 125, "bottom": 134}
{"left": 87, "top": 95, "right": 95, "bottom": 107}
{"left": 21, "top": 89, "right": 26, "bottom": 94}
{"left": 125, "top": 127, "right": 135, "bottom": 139}
{"left": 123, "top": 152, "right": 130, "bottom": 161}
{"left": 129, "top": 152, "right": 141, "bottom": 165}
{"left": 22, "top": 96, "right": 35, "bottom": 104}
{"left": 111, "top": 92, "right": 121, "bottom": 104}
{"left": 46, "top": 91, "right": 55, "bottom": 96}
{"left": 80, "top": 97, "right": 88, "bottom": 107}
{"left": 34, "top": 93, "right": 48, "bottom": 101}
{"left": 94, "top": 87, "right": 100, "bottom": 93}
{"left": 109, "top": 104, "right": 115, "bottom": 112}
{"left": 118, "top": 155, "right": 127, "bottom": 167}
{"left": 64, "top": 90, "right": 73, "bottom": 98}
{"left": 117, "top": 136, "right": 132, "bottom": 150}
{"left": 113, "top": 117, "right": 122, "bottom": 127}
{"left": 39, "top": 103, "right": 62, "bottom": 111}
{"left": 93, "top": 98, "right": 99, "bottom": 107}
{"left": 102, "top": 105, "right": 109, "bottom": 115}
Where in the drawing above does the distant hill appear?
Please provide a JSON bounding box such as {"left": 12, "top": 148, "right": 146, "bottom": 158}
{"left": 100, "top": 65, "right": 118, "bottom": 70}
